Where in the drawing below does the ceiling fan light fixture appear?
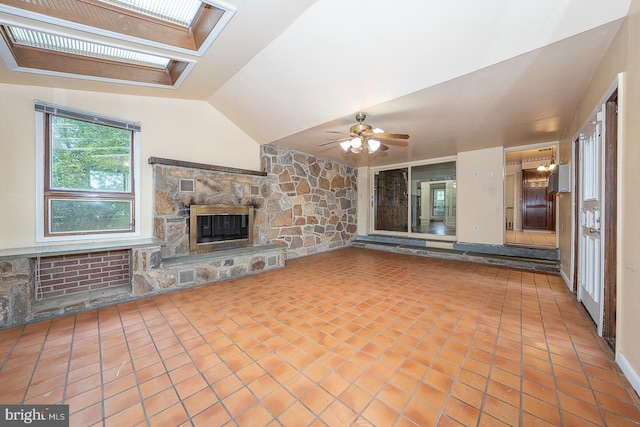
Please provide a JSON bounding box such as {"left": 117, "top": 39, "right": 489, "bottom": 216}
{"left": 322, "top": 112, "right": 410, "bottom": 155}
{"left": 339, "top": 140, "right": 351, "bottom": 152}
{"left": 367, "top": 139, "right": 381, "bottom": 153}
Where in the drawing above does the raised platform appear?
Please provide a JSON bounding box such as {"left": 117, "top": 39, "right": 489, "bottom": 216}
{"left": 353, "top": 235, "right": 560, "bottom": 273}
{"left": 0, "top": 242, "right": 285, "bottom": 328}
{"left": 132, "top": 244, "right": 285, "bottom": 295}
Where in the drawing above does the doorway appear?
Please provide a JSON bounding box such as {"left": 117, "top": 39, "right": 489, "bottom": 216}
{"left": 505, "top": 145, "right": 558, "bottom": 248}
{"left": 574, "top": 87, "right": 618, "bottom": 348}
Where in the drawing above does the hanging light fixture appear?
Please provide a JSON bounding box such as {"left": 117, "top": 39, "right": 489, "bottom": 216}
{"left": 367, "top": 139, "right": 381, "bottom": 153}
{"left": 339, "top": 135, "right": 382, "bottom": 154}
{"left": 536, "top": 155, "right": 557, "bottom": 172}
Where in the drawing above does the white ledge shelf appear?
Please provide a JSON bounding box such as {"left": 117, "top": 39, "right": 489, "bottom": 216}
{"left": 0, "top": 238, "right": 164, "bottom": 260}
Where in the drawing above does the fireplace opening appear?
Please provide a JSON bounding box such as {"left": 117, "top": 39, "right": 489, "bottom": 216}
{"left": 197, "top": 214, "right": 248, "bottom": 243}
{"left": 190, "top": 205, "right": 253, "bottom": 253}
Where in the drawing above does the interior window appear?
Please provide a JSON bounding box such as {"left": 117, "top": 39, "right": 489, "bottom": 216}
{"left": 373, "top": 168, "right": 408, "bottom": 232}
{"left": 411, "top": 162, "right": 456, "bottom": 236}
{"left": 372, "top": 160, "right": 456, "bottom": 238}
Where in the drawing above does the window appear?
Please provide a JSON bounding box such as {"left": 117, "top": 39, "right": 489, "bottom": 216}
{"left": 373, "top": 168, "right": 408, "bottom": 232}
{"left": 432, "top": 188, "right": 446, "bottom": 216}
{"left": 372, "top": 159, "right": 456, "bottom": 239}
{"left": 36, "top": 101, "right": 140, "bottom": 241}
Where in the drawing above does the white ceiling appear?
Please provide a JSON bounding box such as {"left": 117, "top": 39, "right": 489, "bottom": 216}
{"left": 0, "top": 0, "right": 631, "bottom": 167}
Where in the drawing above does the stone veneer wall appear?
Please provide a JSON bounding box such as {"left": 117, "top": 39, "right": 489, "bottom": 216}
{"left": 261, "top": 145, "right": 358, "bottom": 258}
{"left": 0, "top": 258, "right": 33, "bottom": 326}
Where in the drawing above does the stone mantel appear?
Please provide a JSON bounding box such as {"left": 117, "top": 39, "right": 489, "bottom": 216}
{"left": 148, "top": 156, "right": 267, "bottom": 177}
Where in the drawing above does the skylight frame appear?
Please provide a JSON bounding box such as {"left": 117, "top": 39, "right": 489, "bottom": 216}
{"left": 5, "top": 25, "right": 171, "bottom": 70}
{"left": 0, "top": 0, "right": 236, "bottom": 56}
{"left": 0, "top": 21, "right": 196, "bottom": 89}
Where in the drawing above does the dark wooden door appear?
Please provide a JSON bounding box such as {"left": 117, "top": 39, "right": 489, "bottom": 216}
{"left": 522, "top": 170, "right": 553, "bottom": 230}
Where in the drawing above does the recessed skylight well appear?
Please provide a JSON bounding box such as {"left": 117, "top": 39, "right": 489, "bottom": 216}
{"left": 0, "top": 0, "right": 235, "bottom": 55}
{"left": 6, "top": 26, "right": 171, "bottom": 69}
{"left": 0, "top": 23, "right": 194, "bottom": 87}
{"left": 0, "top": 0, "right": 235, "bottom": 88}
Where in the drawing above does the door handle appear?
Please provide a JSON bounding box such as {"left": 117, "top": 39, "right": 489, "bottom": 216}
{"left": 589, "top": 227, "right": 600, "bottom": 234}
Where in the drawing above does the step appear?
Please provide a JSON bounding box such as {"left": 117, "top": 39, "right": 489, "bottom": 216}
{"left": 352, "top": 236, "right": 560, "bottom": 273}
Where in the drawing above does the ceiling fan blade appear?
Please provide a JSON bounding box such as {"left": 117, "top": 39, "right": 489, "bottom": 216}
{"left": 325, "top": 131, "right": 352, "bottom": 135}
{"left": 319, "top": 137, "right": 351, "bottom": 146}
{"left": 369, "top": 132, "right": 410, "bottom": 140}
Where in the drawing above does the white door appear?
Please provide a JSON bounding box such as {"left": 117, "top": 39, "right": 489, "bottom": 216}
{"left": 577, "top": 112, "right": 604, "bottom": 334}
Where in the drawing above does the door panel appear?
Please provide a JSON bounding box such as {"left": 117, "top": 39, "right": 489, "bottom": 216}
{"left": 577, "top": 115, "right": 603, "bottom": 331}
{"left": 522, "top": 170, "right": 551, "bottom": 230}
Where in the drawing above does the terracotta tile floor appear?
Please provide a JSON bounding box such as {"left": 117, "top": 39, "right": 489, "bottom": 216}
{"left": 1, "top": 247, "right": 639, "bottom": 426}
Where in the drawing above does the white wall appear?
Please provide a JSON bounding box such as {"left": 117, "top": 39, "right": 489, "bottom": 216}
{"left": 0, "top": 83, "right": 261, "bottom": 249}
{"left": 457, "top": 147, "right": 505, "bottom": 245}
{"left": 356, "top": 166, "right": 370, "bottom": 235}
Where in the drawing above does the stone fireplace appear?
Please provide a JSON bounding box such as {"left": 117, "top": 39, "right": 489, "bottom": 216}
{"left": 189, "top": 205, "right": 254, "bottom": 253}
{"left": 151, "top": 148, "right": 358, "bottom": 261}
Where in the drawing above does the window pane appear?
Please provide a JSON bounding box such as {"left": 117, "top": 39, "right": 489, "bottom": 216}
{"left": 49, "top": 199, "right": 132, "bottom": 233}
{"left": 6, "top": 26, "right": 171, "bottom": 69}
{"left": 101, "top": 0, "right": 202, "bottom": 27}
{"left": 411, "top": 162, "right": 456, "bottom": 236}
{"left": 50, "top": 117, "right": 132, "bottom": 192}
{"left": 374, "top": 168, "right": 408, "bottom": 232}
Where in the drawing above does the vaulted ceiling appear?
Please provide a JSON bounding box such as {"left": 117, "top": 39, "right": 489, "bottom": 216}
{"left": 0, "top": 0, "right": 631, "bottom": 167}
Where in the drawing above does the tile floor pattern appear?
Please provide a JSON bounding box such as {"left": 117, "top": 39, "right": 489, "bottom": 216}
{"left": 1, "top": 247, "right": 639, "bottom": 426}
{"left": 505, "top": 230, "right": 557, "bottom": 248}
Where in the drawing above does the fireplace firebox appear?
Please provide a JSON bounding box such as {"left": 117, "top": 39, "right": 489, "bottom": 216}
{"left": 189, "top": 205, "right": 254, "bottom": 254}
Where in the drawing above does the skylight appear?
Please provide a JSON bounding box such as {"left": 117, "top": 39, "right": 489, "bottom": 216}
{"left": 6, "top": 26, "right": 170, "bottom": 69}
{"left": 0, "top": 0, "right": 235, "bottom": 55}
{"left": 99, "top": 0, "right": 202, "bottom": 28}
{"left": 0, "top": 0, "right": 234, "bottom": 87}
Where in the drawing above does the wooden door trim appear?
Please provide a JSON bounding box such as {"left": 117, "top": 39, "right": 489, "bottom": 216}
{"left": 603, "top": 93, "right": 618, "bottom": 350}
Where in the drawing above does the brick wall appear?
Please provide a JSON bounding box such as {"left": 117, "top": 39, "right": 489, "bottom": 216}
{"left": 34, "top": 250, "right": 131, "bottom": 300}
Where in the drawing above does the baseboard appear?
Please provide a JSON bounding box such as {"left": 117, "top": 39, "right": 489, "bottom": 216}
{"left": 560, "top": 269, "right": 573, "bottom": 292}
{"left": 616, "top": 351, "right": 640, "bottom": 397}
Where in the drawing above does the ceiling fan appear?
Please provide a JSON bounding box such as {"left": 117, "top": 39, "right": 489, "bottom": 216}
{"left": 321, "top": 112, "right": 410, "bottom": 154}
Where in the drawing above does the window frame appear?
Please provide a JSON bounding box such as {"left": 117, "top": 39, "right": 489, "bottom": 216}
{"left": 36, "top": 101, "right": 141, "bottom": 242}
{"left": 370, "top": 156, "right": 457, "bottom": 241}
